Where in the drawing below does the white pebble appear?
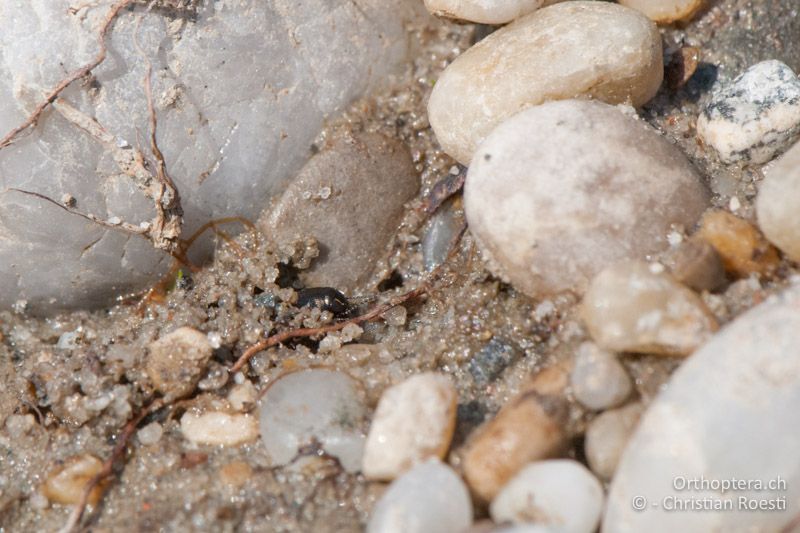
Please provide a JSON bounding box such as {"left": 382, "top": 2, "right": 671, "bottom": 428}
{"left": 581, "top": 261, "right": 717, "bottom": 357}
{"left": 490, "top": 460, "right": 604, "bottom": 533}
{"left": 618, "top": 0, "right": 703, "bottom": 23}
{"left": 585, "top": 403, "right": 643, "bottom": 481}
{"left": 757, "top": 141, "right": 800, "bottom": 261}
{"left": 367, "top": 459, "right": 473, "bottom": 533}
{"left": 137, "top": 422, "right": 164, "bottom": 446}
{"left": 697, "top": 60, "right": 800, "bottom": 164}
{"left": 258, "top": 369, "right": 368, "bottom": 472}
{"left": 423, "top": 0, "right": 561, "bottom": 24}
{"left": 465, "top": 100, "right": 708, "bottom": 297}
{"left": 428, "top": 1, "right": 662, "bottom": 163}
{"left": 570, "top": 342, "right": 632, "bottom": 410}
{"left": 363, "top": 373, "right": 457, "bottom": 480}
{"left": 180, "top": 411, "right": 259, "bottom": 447}
{"left": 146, "top": 327, "right": 213, "bottom": 401}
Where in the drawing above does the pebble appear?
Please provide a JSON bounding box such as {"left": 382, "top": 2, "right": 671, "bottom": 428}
{"left": 617, "top": 0, "right": 704, "bottom": 23}
{"left": 584, "top": 403, "right": 643, "bottom": 481}
{"left": 218, "top": 461, "right": 253, "bottom": 489}
{"left": 227, "top": 381, "right": 258, "bottom": 412}
{"left": 697, "top": 60, "right": 800, "bottom": 164}
{"left": 664, "top": 237, "right": 727, "bottom": 292}
{"left": 137, "top": 422, "right": 164, "bottom": 446}
{"left": 462, "top": 387, "right": 566, "bottom": 502}
{"left": 423, "top": 0, "right": 561, "bottom": 24}
{"left": 697, "top": 210, "right": 779, "bottom": 277}
{"left": 422, "top": 197, "right": 465, "bottom": 272}
{"left": 757, "top": 140, "right": 800, "bottom": 261}
{"left": 465, "top": 100, "right": 709, "bottom": 296}
{"left": 490, "top": 460, "right": 604, "bottom": 533}
{"left": 258, "top": 369, "right": 368, "bottom": 473}
{"left": 260, "top": 132, "right": 418, "bottom": 292}
{"left": 604, "top": 284, "right": 800, "bottom": 532}
{"left": 469, "top": 338, "right": 521, "bottom": 385}
{"left": 146, "top": 327, "right": 213, "bottom": 401}
{"left": 43, "top": 454, "right": 106, "bottom": 505}
{"left": 570, "top": 342, "right": 632, "bottom": 411}
{"left": 428, "top": 1, "right": 662, "bottom": 164}
{"left": 363, "top": 373, "right": 457, "bottom": 480}
{"left": 180, "top": 411, "right": 259, "bottom": 447}
{"left": 582, "top": 261, "right": 718, "bottom": 357}
{"left": 366, "top": 459, "right": 473, "bottom": 533}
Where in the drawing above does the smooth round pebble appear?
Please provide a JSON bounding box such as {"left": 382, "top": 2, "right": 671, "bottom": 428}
{"left": 428, "top": 1, "right": 662, "bottom": 163}
{"left": 585, "top": 403, "right": 643, "bottom": 481}
{"left": 146, "top": 327, "right": 213, "bottom": 401}
{"left": 581, "top": 261, "right": 717, "bottom": 357}
{"left": 465, "top": 100, "right": 709, "bottom": 297}
{"left": 757, "top": 140, "right": 800, "bottom": 261}
{"left": 618, "top": 0, "right": 704, "bottom": 23}
{"left": 43, "top": 454, "right": 106, "bottom": 505}
{"left": 367, "top": 459, "right": 473, "bottom": 533}
{"left": 258, "top": 369, "right": 368, "bottom": 472}
{"left": 697, "top": 210, "right": 779, "bottom": 277}
{"left": 570, "top": 342, "right": 632, "bottom": 410}
{"left": 664, "top": 237, "right": 727, "bottom": 292}
{"left": 490, "top": 460, "right": 604, "bottom": 533}
{"left": 363, "top": 373, "right": 457, "bottom": 480}
{"left": 180, "top": 411, "right": 259, "bottom": 447}
{"left": 604, "top": 284, "right": 800, "bottom": 532}
{"left": 697, "top": 60, "right": 800, "bottom": 164}
{"left": 423, "top": 0, "right": 561, "bottom": 24}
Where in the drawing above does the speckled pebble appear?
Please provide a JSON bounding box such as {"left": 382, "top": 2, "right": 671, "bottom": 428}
{"left": 363, "top": 373, "right": 457, "bottom": 480}
{"left": 258, "top": 369, "right": 368, "bottom": 472}
{"left": 585, "top": 402, "right": 643, "bottom": 481}
{"left": 570, "top": 342, "right": 632, "bottom": 411}
{"left": 469, "top": 338, "right": 520, "bottom": 385}
{"left": 490, "top": 460, "right": 604, "bottom": 533}
{"left": 697, "top": 60, "right": 800, "bottom": 164}
{"left": 757, "top": 141, "right": 800, "bottom": 262}
{"left": 180, "top": 411, "right": 259, "bottom": 447}
{"left": 582, "top": 261, "right": 718, "bottom": 357}
{"left": 146, "top": 327, "right": 213, "bottom": 401}
{"left": 367, "top": 459, "right": 473, "bottom": 533}
{"left": 428, "top": 1, "right": 663, "bottom": 163}
{"left": 465, "top": 100, "right": 708, "bottom": 297}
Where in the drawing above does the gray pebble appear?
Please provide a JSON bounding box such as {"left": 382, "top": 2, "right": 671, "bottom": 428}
{"left": 570, "top": 342, "right": 632, "bottom": 411}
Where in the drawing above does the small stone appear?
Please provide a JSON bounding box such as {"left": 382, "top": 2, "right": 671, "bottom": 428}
{"left": 697, "top": 60, "right": 800, "bottom": 164}
{"left": 218, "top": 461, "right": 253, "bottom": 488}
{"left": 697, "top": 210, "right": 779, "bottom": 277}
{"left": 367, "top": 459, "right": 473, "bottom": 533}
{"left": 259, "top": 369, "right": 368, "bottom": 472}
{"left": 180, "top": 411, "right": 259, "bottom": 447}
{"left": 422, "top": 197, "right": 466, "bottom": 272}
{"left": 465, "top": 100, "right": 709, "bottom": 297}
{"left": 146, "top": 327, "right": 213, "bottom": 401}
{"left": 428, "top": 1, "right": 662, "bottom": 163}
{"left": 4, "top": 413, "right": 36, "bottom": 438}
{"left": 43, "top": 454, "right": 106, "bottom": 505}
{"left": 462, "top": 389, "right": 566, "bottom": 502}
{"left": 260, "top": 132, "right": 419, "bottom": 292}
{"left": 618, "top": 0, "right": 704, "bottom": 23}
{"left": 363, "top": 373, "right": 457, "bottom": 480}
{"left": 570, "top": 342, "right": 632, "bottom": 411}
{"left": 664, "top": 237, "right": 727, "bottom": 292}
{"left": 604, "top": 284, "right": 800, "bottom": 532}
{"left": 582, "top": 261, "right": 718, "bottom": 357}
{"left": 469, "top": 338, "right": 520, "bottom": 385}
{"left": 423, "top": 0, "right": 562, "bottom": 24}
{"left": 137, "top": 422, "right": 164, "bottom": 446}
{"left": 228, "top": 381, "right": 258, "bottom": 412}
{"left": 757, "top": 141, "right": 800, "bottom": 262}
{"left": 585, "top": 403, "right": 643, "bottom": 481}
{"left": 490, "top": 460, "right": 604, "bottom": 533}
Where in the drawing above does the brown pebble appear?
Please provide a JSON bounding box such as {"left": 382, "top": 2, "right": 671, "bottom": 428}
{"left": 697, "top": 210, "right": 780, "bottom": 277}
{"left": 180, "top": 451, "right": 209, "bottom": 469}
{"left": 462, "top": 386, "right": 566, "bottom": 502}
{"left": 665, "top": 237, "right": 727, "bottom": 291}
{"left": 42, "top": 454, "right": 106, "bottom": 505}
{"left": 666, "top": 46, "right": 700, "bottom": 90}
{"left": 218, "top": 461, "right": 253, "bottom": 488}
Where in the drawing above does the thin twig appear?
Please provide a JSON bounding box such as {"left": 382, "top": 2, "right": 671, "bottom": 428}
{"left": 0, "top": 0, "right": 136, "bottom": 150}
{"left": 57, "top": 398, "right": 165, "bottom": 533}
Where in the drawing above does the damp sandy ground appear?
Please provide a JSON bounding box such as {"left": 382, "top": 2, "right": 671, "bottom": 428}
{"left": 1, "top": 2, "right": 797, "bottom": 530}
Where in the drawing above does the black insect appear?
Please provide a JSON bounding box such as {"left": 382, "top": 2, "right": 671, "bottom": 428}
{"left": 296, "top": 287, "right": 350, "bottom": 316}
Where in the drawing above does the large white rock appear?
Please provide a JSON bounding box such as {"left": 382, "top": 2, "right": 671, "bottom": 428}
{"left": 427, "top": 1, "right": 662, "bottom": 164}
{"left": 604, "top": 284, "right": 800, "bottom": 532}
{"left": 464, "top": 100, "right": 709, "bottom": 297}
{"left": 0, "top": 0, "right": 424, "bottom": 313}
